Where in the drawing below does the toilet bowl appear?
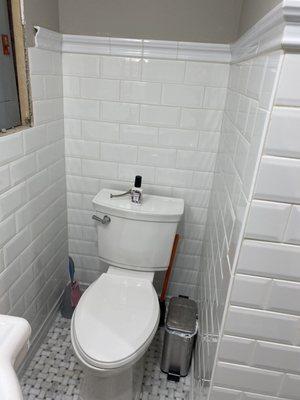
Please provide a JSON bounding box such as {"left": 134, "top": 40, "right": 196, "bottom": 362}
{"left": 71, "top": 189, "right": 184, "bottom": 400}
{"left": 71, "top": 267, "right": 159, "bottom": 400}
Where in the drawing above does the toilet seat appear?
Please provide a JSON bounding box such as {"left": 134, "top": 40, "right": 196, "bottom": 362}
{"left": 71, "top": 272, "right": 159, "bottom": 370}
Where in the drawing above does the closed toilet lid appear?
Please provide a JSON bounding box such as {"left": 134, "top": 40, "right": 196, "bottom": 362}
{"left": 72, "top": 273, "right": 159, "bottom": 369}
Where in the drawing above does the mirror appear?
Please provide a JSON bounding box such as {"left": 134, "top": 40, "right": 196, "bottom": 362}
{"left": 0, "top": 0, "right": 21, "bottom": 132}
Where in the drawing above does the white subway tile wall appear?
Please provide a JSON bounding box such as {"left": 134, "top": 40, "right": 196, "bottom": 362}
{"left": 2, "top": 38, "right": 299, "bottom": 400}
{"left": 0, "top": 48, "right": 68, "bottom": 340}
{"left": 63, "top": 54, "right": 229, "bottom": 292}
{"left": 198, "top": 51, "right": 283, "bottom": 395}
{"left": 209, "top": 54, "right": 300, "bottom": 399}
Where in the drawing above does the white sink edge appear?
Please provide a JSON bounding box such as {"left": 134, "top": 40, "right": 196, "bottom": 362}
{"left": 0, "top": 315, "right": 31, "bottom": 400}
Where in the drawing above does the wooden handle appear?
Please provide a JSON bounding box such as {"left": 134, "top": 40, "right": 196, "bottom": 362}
{"left": 160, "top": 234, "right": 180, "bottom": 302}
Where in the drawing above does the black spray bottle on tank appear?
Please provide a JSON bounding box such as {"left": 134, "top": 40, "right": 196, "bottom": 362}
{"left": 131, "top": 175, "right": 143, "bottom": 204}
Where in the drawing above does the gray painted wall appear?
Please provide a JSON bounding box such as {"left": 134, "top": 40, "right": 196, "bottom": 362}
{"left": 58, "top": 0, "right": 243, "bottom": 44}
{"left": 23, "top": 0, "right": 282, "bottom": 46}
{"left": 24, "top": 0, "right": 60, "bottom": 47}
{"left": 238, "top": 0, "right": 282, "bottom": 36}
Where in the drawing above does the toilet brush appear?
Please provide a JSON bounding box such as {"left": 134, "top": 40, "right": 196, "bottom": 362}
{"left": 159, "top": 234, "right": 180, "bottom": 326}
{"left": 69, "top": 257, "right": 82, "bottom": 308}
{"left": 61, "top": 257, "right": 82, "bottom": 318}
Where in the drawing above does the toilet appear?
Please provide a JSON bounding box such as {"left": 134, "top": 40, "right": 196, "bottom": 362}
{"left": 71, "top": 189, "right": 184, "bottom": 400}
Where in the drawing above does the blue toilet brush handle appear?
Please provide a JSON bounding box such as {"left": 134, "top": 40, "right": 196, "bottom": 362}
{"left": 69, "top": 257, "right": 75, "bottom": 283}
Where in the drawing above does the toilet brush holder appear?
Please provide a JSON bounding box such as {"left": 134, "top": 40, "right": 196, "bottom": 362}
{"left": 61, "top": 283, "right": 74, "bottom": 319}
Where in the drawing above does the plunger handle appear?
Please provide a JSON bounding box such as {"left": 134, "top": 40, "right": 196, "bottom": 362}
{"left": 160, "top": 234, "right": 180, "bottom": 302}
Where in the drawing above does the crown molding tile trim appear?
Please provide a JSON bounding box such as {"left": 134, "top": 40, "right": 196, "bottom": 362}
{"left": 143, "top": 40, "right": 178, "bottom": 59}
{"left": 35, "top": 26, "right": 230, "bottom": 62}
{"left": 282, "top": 0, "right": 300, "bottom": 51}
{"left": 177, "top": 42, "right": 231, "bottom": 62}
{"left": 62, "top": 34, "right": 110, "bottom": 55}
{"left": 34, "top": 1, "right": 300, "bottom": 62}
{"left": 232, "top": 0, "right": 300, "bottom": 62}
{"left": 34, "top": 26, "right": 62, "bottom": 52}
{"left": 110, "top": 37, "right": 143, "bottom": 57}
{"left": 63, "top": 34, "right": 231, "bottom": 62}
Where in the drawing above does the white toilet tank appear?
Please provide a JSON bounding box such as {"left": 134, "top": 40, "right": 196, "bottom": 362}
{"left": 92, "top": 189, "right": 184, "bottom": 271}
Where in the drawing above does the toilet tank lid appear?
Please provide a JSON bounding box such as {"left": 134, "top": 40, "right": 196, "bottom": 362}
{"left": 93, "top": 189, "right": 184, "bottom": 222}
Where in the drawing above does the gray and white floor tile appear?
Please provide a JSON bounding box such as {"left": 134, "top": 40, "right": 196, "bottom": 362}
{"left": 21, "top": 314, "right": 191, "bottom": 400}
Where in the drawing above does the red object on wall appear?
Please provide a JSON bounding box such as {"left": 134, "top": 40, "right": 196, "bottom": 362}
{"left": 1, "top": 34, "right": 10, "bottom": 55}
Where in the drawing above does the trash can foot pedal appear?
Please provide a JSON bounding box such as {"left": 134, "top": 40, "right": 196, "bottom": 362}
{"left": 167, "top": 371, "right": 180, "bottom": 382}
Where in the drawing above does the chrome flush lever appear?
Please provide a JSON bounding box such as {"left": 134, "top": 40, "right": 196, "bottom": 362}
{"left": 110, "top": 189, "right": 131, "bottom": 198}
{"left": 92, "top": 215, "right": 111, "bottom": 225}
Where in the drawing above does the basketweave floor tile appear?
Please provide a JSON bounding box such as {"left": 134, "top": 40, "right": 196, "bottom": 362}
{"left": 21, "top": 313, "right": 191, "bottom": 399}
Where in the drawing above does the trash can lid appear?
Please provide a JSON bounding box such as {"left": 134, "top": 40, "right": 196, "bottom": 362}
{"left": 166, "top": 297, "right": 197, "bottom": 334}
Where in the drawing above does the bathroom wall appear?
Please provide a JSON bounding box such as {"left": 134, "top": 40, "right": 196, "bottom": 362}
{"left": 196, "top": 49, "right": 283, "bottom": 391}
{"left": 23, "top": 0, "right": 60, "bottom": 47}
{"left": 63, "top": 52, "right": 229, "bottom": 295}
{"left": 58, "top": 0, "right": 243, "bottom": 43}
{"left": 210, "top": 53, "right": 300, "bottom": 400}
{"left": 0, "top": 46, "right": 68, "bottom": 340}
{"left": 238, "top": 0, "right": 282, "bottom": 37}
{"left": 23, "top": 0, "right": 282, "bottom": 48}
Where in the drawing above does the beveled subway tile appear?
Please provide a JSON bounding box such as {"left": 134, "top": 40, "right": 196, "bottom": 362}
{"left": 159, "top": 128, "right": 198, "bottom": 149}
{"left": 245, "top": 199, "right": 291, "bottom": 242}
{"left": 284, "top": 205, "right": 300, "bottom": 245}
{"left": 180, "top": 108, "right": 223, "bottom": 131}
{"left": 82, "top": 159, "right": 118, "bottom": 179}
{"left": 279, "top": 373, "right": 300, "bottom": 399}
{"left": 176, "top": 150, "right": 216, "bottom": 172}
{"left": 120, "top": 81, "right": 161, "bottom": 104}
{"left": 162, "top": 84, "right": 204, "bottom": 107}
{"left": 275, "top": 53, "right": 300, "bottom": 106}
{"left": 218, "top": 335, "right": 255, "bottom": 365}
{"left": 64, "top": 98, "right": 99, "bottom": 120}
{"left": 225, "top": 306, "right": 300, "bottom": 345}
{"left": 120, "top": 124, "right": 158, "bottom": 146}
{"left": 80, "top": 78, "right": 119, "bottom": 100}
{"left": 214, "top": 362, "right": 283, "bottom": 396}
{"left": 142, "top": 59, "right": 185, "bottom": 83}
{"left": 203, "top": 87, "right": 227, "bottom": 110}
{"left": 82, "top": 120, "right": 119, "bottom": 143}
{"left": 210, "top": 386, "right": 242, "bottom": 400}
{"left": 64, "top": 119, "right": 82, "bottom": 139}
{"left": 267, "top": 279, "right": 300, "bottom": 315}
{"left": 140, "top": 104, "right": 180, "bottom": 127}
{"left": 231, "top": 274, "right": 271, "bottom": 308}
{"left": 156, "top": 168, "right": 193, "bottom": 188}
{"left": 255, "top": 156, "right": 300, "bottom": 204}
{"left": 10, "top": 154, "right": 36, "bottom": 185}
{"left": 63, "top": 53, "right": 100, "bottom": 77}
{"left": 184, "top": 62, "right": 229, "bottom": 87}
{"left": 101, "top": 56, "right": 142, "bottom": 80}
{"left": 253, "top": 340, "right": 300, "bottom": 374}
{"left": 0, "top": 133, "right": 23, "bottom": 166}
{"left": 63, "top": 75, "right": 80, "bottom": 98}
{"left": 101, "top": 101, "right": 139, "bottom": 124}
{"left": 65, "top": 138, "right": 100, "bottom": 159}
{"left": 265, "top": 107, "right": 300, "bottom": 158}
{"left": 237, "top": 240, "right": 300, "bottom": 281}
{"left": 138, "top": 146, "right": 176, "bottom": 167}
{"left": 100, "top": 143, "right": 138, "bottom": 163}
{"left": 118, "top": 163, "right": 156, "bottom": 184}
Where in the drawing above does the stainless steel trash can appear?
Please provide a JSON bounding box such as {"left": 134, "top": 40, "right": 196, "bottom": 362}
{"left": 161, "top": 296, "right": 198, "bottom": 381}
